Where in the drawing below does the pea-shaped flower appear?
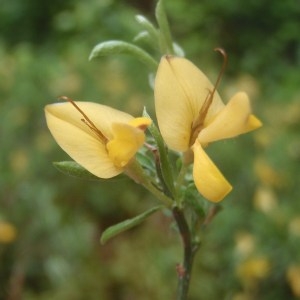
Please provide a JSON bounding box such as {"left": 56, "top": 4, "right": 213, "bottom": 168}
{"left": 155, "top": 56, "right": 262, "bottom": 202}
{"left": 45, "top": 100, "right": 151, "bottom": 179}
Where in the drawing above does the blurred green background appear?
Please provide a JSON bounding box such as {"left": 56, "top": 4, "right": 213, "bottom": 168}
{"left": 0, "top": 0, "right": 300, "bottom": 299}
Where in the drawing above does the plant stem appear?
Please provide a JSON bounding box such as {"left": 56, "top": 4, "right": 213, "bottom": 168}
{"left": 125, "top": 159, "right": 173, "bottom": 207}
{"left": 155, "top": 0, "right": 174, "bottom": 55}
{"left": 142, "top": 178, "right": 173, "bottom": 207}
{"left": 173, "top": 206, "right": 199, "bottom": 300}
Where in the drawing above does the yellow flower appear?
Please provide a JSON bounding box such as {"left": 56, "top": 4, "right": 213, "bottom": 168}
{"left": 236, "top": 257, "right": 270, "bottom": 287}
{"left": 287, "top": 265, "right": 300, "bottom": 297}
{"left": 45, "top": 101, "right": 151, "bottom": 178}
{"left": 0, "top": 221, "right": 17, "bottom": 244}
{"left": 155, "top": 56, "right": 262, "bottom": 202}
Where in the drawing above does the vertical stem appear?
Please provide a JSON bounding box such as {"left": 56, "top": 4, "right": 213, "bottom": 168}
{"left": 155, "top": 0, "right": 174, "bottom": 55}
{"left": 172, "top": 207, "right": 199, "bottom": 300}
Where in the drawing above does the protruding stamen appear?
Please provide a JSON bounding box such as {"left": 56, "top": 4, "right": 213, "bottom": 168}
{"left": 201, "top": 48, "right": 228, "bottom": 117}
{"left": 211, "top": 47, "right": 228, "bottom": 98}
{"left": 59, "top": 96, "right": 107, "bottom": 142}
{"left": 189, "top": 48, "right": 228, "bottom": 146}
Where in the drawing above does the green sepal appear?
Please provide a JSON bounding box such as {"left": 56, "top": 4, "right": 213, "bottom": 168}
{"left": 89, "top": 40, "right": 158, "bottom": 70}
{"left": 142, "top": 108, "right": 175, "bottom": 199}
{"left": 155, "top": 0, "right": 174, "bottom": 55}
{"left": 53, "top": 161, "right": 126, "bottom": 181}
{"left": 100, "top": 205, "right": 163, "bottom": 244}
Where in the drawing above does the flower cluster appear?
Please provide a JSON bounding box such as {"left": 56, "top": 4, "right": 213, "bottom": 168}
{"left": 45, "top": 4, "right": 263, "bottom": 298}
{"left": 45, "top": 55, "right": 262, "bottom": 204}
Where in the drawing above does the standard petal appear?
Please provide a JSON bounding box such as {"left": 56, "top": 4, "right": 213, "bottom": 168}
{"left": 192, "top": 140, "right": 232, "bottom": 202}
{"left": 198, "top": 92, "right": 262, "bottom": 144}
{"left": 45, "top": 102, "right": 134, "bottom": 140}
{"left": 155, "top": 56, "right": 224, "bottom": 152}
{"left": 45, "top": 104, "right": 124, "bottom": 178}
{"left": 106, "top": 123, "right": 146, "bottom": 168}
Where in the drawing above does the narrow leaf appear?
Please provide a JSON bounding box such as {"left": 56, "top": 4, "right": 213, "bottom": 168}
{"left": 100, "top": 205, "right": 163, "bottom": 244}
{"left": 133, "top": 31, "right": 151, "bottom": 44}
{"left": 133, "top": 31, "right": 159, "bottom": 53}
{"left": 136, "top": 152, "right": 155, "bottom": 173}
{"left": 185, "top": 188, "right": 206, "bottom": 218}
{"left": 53, "top": 161, "right": 125, "bottom": 181}
{"left": 89, "top": 40, "right": 158, "bottom": 70}
{"left": 173, "top": 42, "right": 185, "bottom": 57}
{"left": 135, "top": 15, "right": 159, "bottom": 44}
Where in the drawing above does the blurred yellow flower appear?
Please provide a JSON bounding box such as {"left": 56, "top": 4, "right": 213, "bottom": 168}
{"left": 236, "top": 257, "right": 270, "bottom": 287}
{"left": 232, "top": 293, "right": 252, "bottom": 300}
{"left": 45, "top": 101, "right": 151, "bottom": 178}
{"left": 0, "top": 221, "right": 17, "bottom": 244}
{"left": 288, "top": 217, "right": 300, "bottom": 237}
{"left": 9, "top": 148, "right": 28, "bottom": 174}
{"left": 253, "top": 185, "right": 278, "bottom": 214}
{"left": 155, "top": 56, "right": 262, "bottom": 202}
{"left": 287, "top": 265, "right": 300, "bottom": 297}
{"left": 234, "top": 231, "right": 256, "bottom": 258}
{"left": 254, "top": 158, "right": 284, "bottom": 187}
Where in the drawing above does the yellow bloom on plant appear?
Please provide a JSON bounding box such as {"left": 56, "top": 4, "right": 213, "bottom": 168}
{"left": 155, "top": 56, "right": 262, "bottom": 202}
{"left": 0, "top": 221, "right": 17, "bottom": 244}
{"left": 45, "top": 99, "right": 151, "bottom": 178}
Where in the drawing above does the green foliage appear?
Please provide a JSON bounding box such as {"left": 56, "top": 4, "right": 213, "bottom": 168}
{"left": 100, "top": 205, "right": 163, "bottom": 244}
{"left": 89, "top": 40, "right": 158, "bottom": 70}
{"left": 0, "top": 0, "right": 299, "bottom": 299}
{"left": 143, "top": 108, "right": 176, "bottom": 198}
{"left": 54, "top": 161, "right": 101, "bottom": 181}
{"left": 165, "top": 0, "right": 300, "bottom": 88}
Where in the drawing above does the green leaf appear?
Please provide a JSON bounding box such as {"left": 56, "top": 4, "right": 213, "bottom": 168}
{"left": 135, "top": 15, "right": 159, "bottom": 45}
{"left": 89, "top": 40, "right": 158, "bottom": 70}
{"left": 173, "top": 42, "right": 185, "bottom": 57}
{"left": 142, "top": 108, "right": 175, "bottom": 199}
{"left": 185, "top": 189, "right": 206, "bottom": 219}
{"left": 53, "top": 161, "right": 126, "bottom": 181}
{"left": 133, "top": 31, "right": 159, "bottom": 54}
{"left": 133, "top": 31, "right": 152, "bottom": 44}
{"left": 100, "top": 205, "right": 163, "bottom": 244}
{"left": 155, "top": 0, "right": 174, "bottom": 54}
{"left": 136, "top": 151, "right": 155, "bottom": 173}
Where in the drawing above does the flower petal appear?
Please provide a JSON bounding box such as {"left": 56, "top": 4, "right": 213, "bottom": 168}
{"left": 45, "top": 102, "right": 134, "bottom": 140}
{"left": 45, "top": 102, "right": 134, "bottom": 178}
{"left": 244, "top": 114, "right": 263, "bottom": 133}
{"left": 192, "top": 140, "right": 232, "bottom": 202}
{"left": 155, "top": 56, "right": 224, "bottom": 152}
{"left": 107, "top": 123, "right": 146, "bottom": 168}
{"left": 198, "top": 92, "right": 262, "bottom": 144}
{"left": 128, "top": 117, "right": 152, "bottom": 130}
